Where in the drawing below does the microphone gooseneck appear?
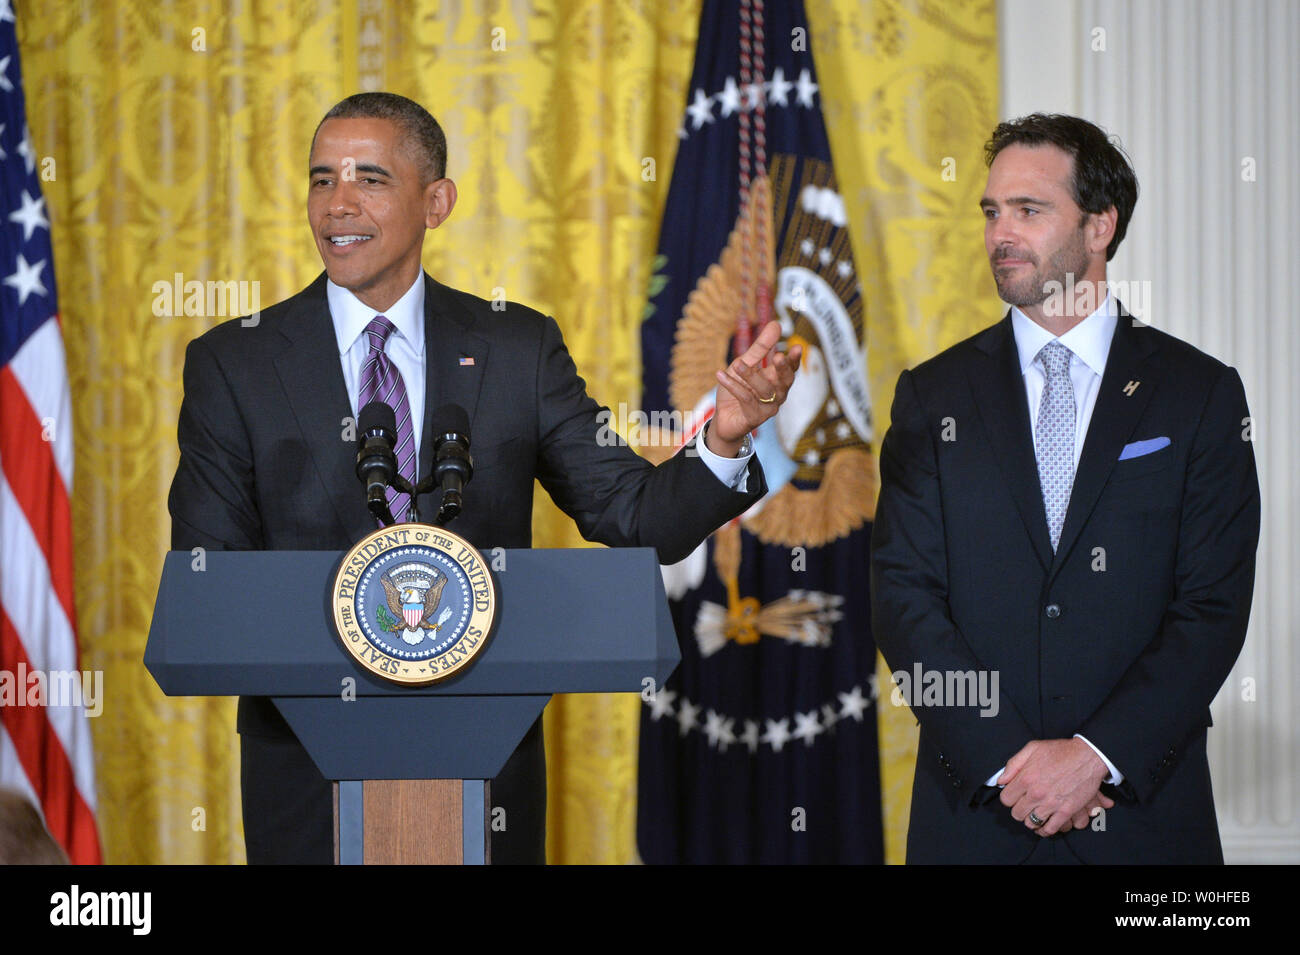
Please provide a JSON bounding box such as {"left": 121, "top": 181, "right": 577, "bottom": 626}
{"left": 356, "top": 401, "right": 474, "bottom": 527}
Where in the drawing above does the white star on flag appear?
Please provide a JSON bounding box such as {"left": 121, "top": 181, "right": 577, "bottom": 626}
{"left": 676, "top": 698, "right": 700, "bottom": 737}
{"left": 0, "top": 55, "right": 11, "bottom": 93}
{"left": 820, "top": 702, "right": 840, "bottom": 731}
{"left": 795, "top": 68, "right": 819, "bottom": 108}
{"left": 648, "top": 687, "right": 676, "bottom": 721}
{"left": 704, "top": 709, "right": 736, "bottom": 751}
{"left": 740, "top": 719, "right": 761, "bottom": 754}
{"left": 766, "top": 67, "right": 793, "bottom": 106}
{"left": 762, "top": 717, "right": 792, "bottom": 753}
{"left": 686, "top": 88, "right": 715, "bottom": 129}
{"left": 838, "top": 685, "right": 870, "bottom": 722}
{"left": 17, "top": 123, "right": 34, "bottom": 173}
{"left": 718, "top": 76, "right": 742, "bottom": 117}
{"left": 4, "top": 252, "right": 47, "bottom": 304}
{"left": 792, "top": 710, "right": 824, "bottom": 746}
{"left": 8, "top": 189, "right": 48, "bottom": 241}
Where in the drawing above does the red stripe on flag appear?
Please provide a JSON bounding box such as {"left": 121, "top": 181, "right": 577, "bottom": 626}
{"left": 0, "top": 366, "right": 78, "bottom": 636}
{"left": 0, "top": 608, "right": 101, "bottom": 863}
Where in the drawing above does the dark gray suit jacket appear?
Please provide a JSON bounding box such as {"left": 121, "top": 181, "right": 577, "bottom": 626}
{"left": 168, "top": 271, "right": 766, "bottom": 860}
{"left": 870, "top": 308, "right": 1259, "bottom": 864}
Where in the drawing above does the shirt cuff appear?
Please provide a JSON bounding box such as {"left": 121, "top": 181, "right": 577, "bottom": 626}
{"left": 695, "top": 422, "right": 754, "bottom": 491}
{"left": 1074, "top": 733, "right": 1124, "bottom": 785}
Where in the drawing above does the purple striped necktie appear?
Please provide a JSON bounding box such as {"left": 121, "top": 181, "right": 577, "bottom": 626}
{"left": 357, "top": 315, "right": 416, "bottom": 523}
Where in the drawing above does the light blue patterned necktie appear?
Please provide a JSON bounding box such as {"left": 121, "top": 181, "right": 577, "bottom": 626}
{"left": 1035, "top": 340, "right": 1076, "bottom": 551}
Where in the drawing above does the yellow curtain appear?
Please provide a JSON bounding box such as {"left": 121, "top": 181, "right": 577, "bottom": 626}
{"left": 21, "top": 1, "right": 359, "bottom": 864}
{"left": 20, "top": 0, "right": 996, "bottom": 864}
{"left": 809, "top": 0, "right": 1000, "bottom": 862}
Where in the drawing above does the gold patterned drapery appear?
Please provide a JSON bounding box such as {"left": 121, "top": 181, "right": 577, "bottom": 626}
{"left": 808, "top": 0, "right": 1001, "bottom": 864}
{"left": 19, "top": 0, "right": 996, "bottom": 864}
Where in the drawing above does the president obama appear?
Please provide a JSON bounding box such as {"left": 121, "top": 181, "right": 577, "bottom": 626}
{"left": 169, "top": 92, "right": 801, "bottom": 864}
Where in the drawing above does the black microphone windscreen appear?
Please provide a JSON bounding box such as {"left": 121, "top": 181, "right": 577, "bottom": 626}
{"left": 431, "top": 403, "right": 471, "bottom": 440}
{"left": 359, "top": 400, "right": 397, "bottom": 435}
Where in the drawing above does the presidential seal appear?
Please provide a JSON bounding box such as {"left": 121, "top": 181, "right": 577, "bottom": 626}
{"left": 331, "top": 524, "right": 497, "bottom": 685}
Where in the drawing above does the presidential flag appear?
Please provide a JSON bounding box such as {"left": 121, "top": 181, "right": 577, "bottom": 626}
{"left": 637, "top": 0, "right": 882, "bottom": 864}
{"left": 0, "top": 10, "right": 102, "bottom": 863}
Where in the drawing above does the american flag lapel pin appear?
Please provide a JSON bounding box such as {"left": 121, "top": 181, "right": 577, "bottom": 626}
{"left": 459, "top": 356, "right": 475, "bottom": 366}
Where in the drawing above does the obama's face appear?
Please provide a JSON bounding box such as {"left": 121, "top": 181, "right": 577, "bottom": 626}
{"left": 307, "top": 117, "right": 456, "bottom": 312}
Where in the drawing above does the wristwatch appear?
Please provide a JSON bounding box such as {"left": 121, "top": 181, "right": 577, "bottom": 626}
{"left": 703, "top": 421, "right": 753, "bottom": 457}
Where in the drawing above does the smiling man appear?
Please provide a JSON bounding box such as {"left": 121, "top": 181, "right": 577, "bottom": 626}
{"left": 870, "top": 114, "right": 1260, "bottom": 863}
{"left": 168, "top": 92, "right": 800, "bottom": 864}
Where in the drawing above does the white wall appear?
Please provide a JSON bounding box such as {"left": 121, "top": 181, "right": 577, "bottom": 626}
{"left": 1000, "top": 0, "right": 1299, "bottom": 863}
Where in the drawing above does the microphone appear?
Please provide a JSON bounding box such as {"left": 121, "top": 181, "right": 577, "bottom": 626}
{"left": 356, "top": 400, "right": 399, "bottom": 525}
{"left": 429, "top": 403, "right": 473, "bottom": 524}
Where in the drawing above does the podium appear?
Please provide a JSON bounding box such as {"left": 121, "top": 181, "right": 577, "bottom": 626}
{"left": 144, "top": 546, "right": 680, "bottom": 864}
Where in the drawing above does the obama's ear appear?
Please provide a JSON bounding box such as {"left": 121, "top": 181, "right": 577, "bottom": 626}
{"left": 425, "top": 178, "right": 457, "bottom": 230}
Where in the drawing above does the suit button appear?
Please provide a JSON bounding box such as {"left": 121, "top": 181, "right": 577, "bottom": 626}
{"left": 1045, "top": 603, "right": 1062, "bottom": 619}
{"left": 952, "top": 780, "right": 961, "bottom": 788}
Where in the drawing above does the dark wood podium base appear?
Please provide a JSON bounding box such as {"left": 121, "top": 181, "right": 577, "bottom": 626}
{"left": 333, "top": 779, "right": 489, "bottom": 864}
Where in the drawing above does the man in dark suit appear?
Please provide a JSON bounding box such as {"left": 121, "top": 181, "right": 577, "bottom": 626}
{"left": 168, "top": 92, "right": 800, "bottom": 864}
{"left": 870, "top": 114, "right": 1260, "bottom": 864}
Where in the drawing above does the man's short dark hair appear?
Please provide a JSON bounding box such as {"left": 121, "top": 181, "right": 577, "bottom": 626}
{"left": 313, "top": 92, "right": 447, "bottom": 183}
{"left": 985, "top": 113, "right": 1138, "bottom": 261}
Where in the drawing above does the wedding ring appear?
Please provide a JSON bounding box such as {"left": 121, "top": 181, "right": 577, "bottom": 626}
{"left": 758, "top": 393, "right": 777, "bottom": 404}
{"left": 1028, "top": 810, "right": 1046, "bottom": 828}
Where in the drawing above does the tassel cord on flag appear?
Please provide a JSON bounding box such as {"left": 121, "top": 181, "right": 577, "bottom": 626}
{"left": 737, "top": 0, "right": 772, "bottom": 359}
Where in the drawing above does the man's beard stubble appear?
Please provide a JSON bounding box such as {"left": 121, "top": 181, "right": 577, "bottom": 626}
{"left": 991, "top": 227, "right": 1090, "bottom": 309}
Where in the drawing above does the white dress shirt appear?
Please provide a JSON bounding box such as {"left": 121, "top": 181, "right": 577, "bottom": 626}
{"left": 327, "top": 273, "right": 753, "bottom": 489}
{"left": 985, "top": 294, "right": 1124, "bottom": 789}
{"left": 331, "top": 274, "right": 428, "bottom": 463}
{"left": 1012, "top": 294, "right": 1118, "bottom": 469}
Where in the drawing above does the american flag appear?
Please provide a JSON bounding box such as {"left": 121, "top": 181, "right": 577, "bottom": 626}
{"left": 0, "top": 9, "right": 102, "bottom": 863}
